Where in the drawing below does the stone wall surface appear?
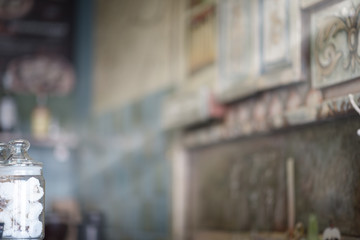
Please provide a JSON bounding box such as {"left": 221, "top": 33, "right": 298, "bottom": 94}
{"left": 189, "top": 116, "right": 360, "bottom": 235}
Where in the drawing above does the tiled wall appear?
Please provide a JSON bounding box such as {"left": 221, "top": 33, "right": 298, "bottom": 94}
{"left": 29, "top": 147, "right": 77, "bottom": 212}
{"left": 76, "top": 89, "right": 171, "bottom": 240}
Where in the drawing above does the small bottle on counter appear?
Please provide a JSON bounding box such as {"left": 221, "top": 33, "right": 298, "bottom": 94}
{"left": 0, "top": 139, "right": 45, "bottom": 239}
{"left": 308, "top": 214, "right": 319, "bottom": 240}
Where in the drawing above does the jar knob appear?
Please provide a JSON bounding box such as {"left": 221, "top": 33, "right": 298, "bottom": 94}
{"left": 8, "top": 139, "right": 30, "bottom": 152}
{"left": 3, "top": 139, "right": 40, "bottom": 166}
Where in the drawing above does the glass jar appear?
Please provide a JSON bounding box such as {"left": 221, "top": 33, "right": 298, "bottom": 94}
{"left": 0, "top": 142, "right": 8, "bottom": 163}
{"left": 0, "top": 139, "right": 45, "bottom": 239}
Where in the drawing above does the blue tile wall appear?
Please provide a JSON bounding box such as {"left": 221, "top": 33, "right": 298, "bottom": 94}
{"left": 29, "top": 147, "right": 77, "bottom": 212}
{"left": 76, "top": 89, "right": 171, "bottom": 240}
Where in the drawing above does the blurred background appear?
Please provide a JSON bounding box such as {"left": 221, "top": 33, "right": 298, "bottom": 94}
{"left": 1, "top": 0, "right": 360, "bottom": 240}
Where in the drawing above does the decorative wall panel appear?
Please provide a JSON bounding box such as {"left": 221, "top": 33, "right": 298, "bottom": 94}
{"left": 174, "top": 0, "right": 360, "bottom": 238}
{"left": 217, "top": 0, "right": 302, "bottom": 102}
{"left": 217, "top": 0, "right": 257, "bottom": 102}
{"left": 257, "top": 0, "right": 303, "bottom": 90}
{"left": 260, "top": 0, "right": 290, "bottom": 72}
{"left": 187, "top": 3, "right": 216, "bottom": 73}
{"left": 311, "top": 0, "right": 360, "bottom": 88}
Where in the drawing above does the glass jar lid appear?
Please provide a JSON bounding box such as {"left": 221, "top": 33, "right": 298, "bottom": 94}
{"left": 4, "top": 139, "right": 42, "bottom": 167}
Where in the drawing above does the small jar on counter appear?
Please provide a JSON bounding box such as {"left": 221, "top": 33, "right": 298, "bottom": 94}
{"left": 0, "top": 139, "right": 45, "bottom": 239}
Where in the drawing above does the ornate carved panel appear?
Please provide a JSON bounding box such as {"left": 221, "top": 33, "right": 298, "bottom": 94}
{"left": 311, "top": 0, "right": 360, "bottom": 88}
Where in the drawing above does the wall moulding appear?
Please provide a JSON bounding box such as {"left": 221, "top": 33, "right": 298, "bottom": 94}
{"left": 183, "top": 91, "right": 360, "bottom": 148}
{"left": 162, "top": 87, "right": 211, "bottom": 130}
{"left": 301, "top": 0, "right": 328, "bottom": 9}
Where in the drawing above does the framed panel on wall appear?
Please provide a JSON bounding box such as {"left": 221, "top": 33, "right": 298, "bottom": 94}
{"left": 257, "top": 0, "right": 303, "bottom": 90}
{"left": 260, "top": 0, "right": 291, "bottom": 73}
{"left": 162, "top": 0, "right": 218, "bottom": 130}
{"left": 186, "top": 1, "right": 216, "bottom": 75}
{"left": 217, "top": 0, "right": 303, "bottom": 103}
{"left": 216, "top": 0, "right": 258, "bottom": 102}
{"left": 311, "top": 0, "right": 360, "bottom": 88}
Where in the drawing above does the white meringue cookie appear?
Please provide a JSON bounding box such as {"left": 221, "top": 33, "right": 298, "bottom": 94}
{"left": 0, "top": 178, "right": 44, "bottom": 238}
{"left": 3, "top": 229, "right": 13, "bottom": 237}
{"left": 27, "top": 177, "right": 40, "bottom": 186}
{"left": 27, "top": 177, "right": 44, "bottom": 202}
{"left": 13, "top": 180, "right": 28, "bottom": 202}
{"left": 0, "top": 210, "right": 12, "bottom": 230}
{"left": 28, "top": 220, "right": 42, "bottom": 238}
{"left": 0, "top": 182, "right": 14, "bottom": 200}
{"left": 9, "top": 200, "right": 28, "bottom": 224}
{"left": 28, "top": 201, "right": 43, "bottom": 220}
{"left": 12, "top": 230, "right": 30, "bottom": 238}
